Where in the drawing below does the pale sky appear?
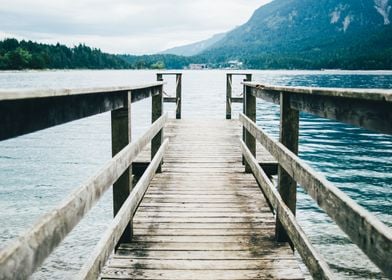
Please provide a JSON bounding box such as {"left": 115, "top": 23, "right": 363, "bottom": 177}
{"left": 0, "top": 0, "right": 271, "bottom": 54}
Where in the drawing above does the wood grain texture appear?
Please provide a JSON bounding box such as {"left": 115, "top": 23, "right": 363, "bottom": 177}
{"left": 243, "top": 82, "right": 392, "bottom": 134}
{"left": 0, "top": 113, "right": 168, "bottom": 280}
{"left": 240, "top": 112, "right": 392, "bottom": 278}
{"left": 0, "top": 84, "right": 164, "bottom": 141}
{"left": 100, "top": 119, "right": 304, "bottom": 280}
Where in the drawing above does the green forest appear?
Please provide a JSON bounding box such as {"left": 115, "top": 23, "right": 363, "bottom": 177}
{"left": 1, "top": 37, "right": 391, "bottom": 70}
{"left": 0, "top": 38, "right": 190, "bottom": 70}
{"left": 0, "top": 39, "right": 132, "bottom": 70}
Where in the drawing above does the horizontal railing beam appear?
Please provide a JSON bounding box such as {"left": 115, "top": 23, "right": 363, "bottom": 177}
{"left": 0, "top": 83, "right": 163, "bottom": 141}
{"left": 0, "top": 113, "right": 168, "bottom": 279}
{"left": 240, "top": 140, "right": 334, "bottom": 279}
{"left": 163, "top": 97, "right": 177, "bottom": 103}
{"left": 79, "top": 139, "right": 169, "bottom": 280}
{"left": 231, "top": 97, "right": 243, "bottom": 103}
{"left": 244, "top": 83, "right": 392, "bottom": 134}
{"left": 239, "top": 113, "right": 392, "bottom": 277}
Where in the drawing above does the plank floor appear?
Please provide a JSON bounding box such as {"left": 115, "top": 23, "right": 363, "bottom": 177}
{"left": 101, "top": 119, "right": 304, "bottom": 280}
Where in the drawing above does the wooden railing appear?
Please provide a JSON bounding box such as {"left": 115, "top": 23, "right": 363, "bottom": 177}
{"left": 0, "top": 83, "right": 169, "bottom": 279}
{"left": 158, "top": 73, "right": 182, "bottom": 119}
{"left": 226, "top": 73, "right": 252, "bottom": 119}
{"left": 240, "top": 82, "right": 392, "bottom": 279}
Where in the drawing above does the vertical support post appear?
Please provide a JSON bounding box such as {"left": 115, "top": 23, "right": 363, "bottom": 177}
{"left": 152, "top": 85, "right": 163, "bottom": 172}
{"left": 242, "top": 74, "right": 252, "bottom": 164}
{"left": 226, "top": 74, "right": 232, "bottom": 119}
{"left": 176, "top": 74, "right": 182, "bottom": 119}
{"left": 275, "top": 92, "right": 299, "bottom": 243}
{"left": 244, "top": 85, "right": 256, "bottom": 173}
{"left": 111, "top": 91, "right": 132, "bottom": 247}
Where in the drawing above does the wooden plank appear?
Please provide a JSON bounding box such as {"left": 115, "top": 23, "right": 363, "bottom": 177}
{"left": 106, "top": 258, "right": 301, "bottom": 270}
{"left": 244, "top": 82, "right": 392, "bottom": 134}
{"left": 131, "top": 222, "right": 274, "bottom": 229}
{"left": 0, "top": 83, "right": 163, "bottom": 141}
{"left": 175, "top": 74, "right": 182, "bottom": 119}
{"left": 226, "top": 74, "right": 232, "bottom": 119}
{"left": 151, "top": 86, "right": 163, "bottom": 172}
{"left": 100, "top": 268, "right": 303, "bottom": 280}
{"left": 243, "top": 82, "right": 392, "bottom": 102}
{"left": 0, "top": 83, "right": 164, "bottom": 101}
{"left": 0, "top": 114, "right": 168, "bottom": 280}
{"left": 78, "top": 139, "right": 169, "bottom": 280}
{"left": 276, "top": 92, "right": 299, "bottom": 242}
{"left": 117, "top": 242, "right": 285, "bottom": 251}
{"left": 132, "top": 228, "right": 276, "bottom": 236}
{"left": 114, "top": 248, "right": 294, "bottom": 260}
{"left": 133, "top": 212, "right": 272, "bottom": 218}
{"left": 240, "top": 112, "right": 392, "bottom": 277}
{"left": 231, "top": 97, "right": 243, "bottom": 103}
{"left": 100, "top": 118, "right": 304, "bottom": 280}
{"left": 163, "top": 97, "right": 176, "bottom": 103}
{"left": 241, "top": 140, "right": 334, "bottom": 279}
{"left": 111, "top": 93, "right": 133, "bottom": 245}
{"left": 244, "top": 85, "right": 256, "bottom": 173}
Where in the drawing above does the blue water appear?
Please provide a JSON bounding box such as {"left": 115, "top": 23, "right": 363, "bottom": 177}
{"left": 0, "top": 70, "right": 391, "bottom": 279}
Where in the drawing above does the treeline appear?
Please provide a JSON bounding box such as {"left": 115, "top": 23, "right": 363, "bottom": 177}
{"left": 0, "top": 38, "right": 191, "bottom": 70}
{"left": 0, "top": 38, "right": 129, "bottom": 70}
{"left": 198, "top": 26, "right": 392, "bottom": 70}
{"left": 1, "top": 36, "right": 391, "bottom": 70}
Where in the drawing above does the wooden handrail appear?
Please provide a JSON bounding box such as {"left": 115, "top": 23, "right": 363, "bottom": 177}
{"left": 226, "top": 73, "right": 251, "bottom": 119}
{"left": 79, "top": 139, "right": 169, "bottom": 280}
{"left": 0, "top": 83, "right": 164, "bottom": 141}
{"left": 157, "top": 73, "right": 182, "bottom": 119}
{"left": 240, "top": 112, "right": 392, "bottom": 277}
{"left": 0, "top": 83, "right": 164, "bottom": 101}
{"left": 0, "top": 113, "right": 168, "bottom": 279}
{"left": 243, "top": 82, "right": 392, "bottom": 134}
{"left": 240, "top": 140, "right": 334, "bottom": 279}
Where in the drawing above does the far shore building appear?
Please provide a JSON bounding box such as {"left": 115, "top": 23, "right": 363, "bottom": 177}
{"left": 228, "top": 60, "right": 243, "bottom": 69}
{"left": 189, "top": 64, "right": 207, "bottom": 70}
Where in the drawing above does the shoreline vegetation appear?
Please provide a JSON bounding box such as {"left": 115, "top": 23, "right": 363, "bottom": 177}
{"left": 0, "top": 38, "right": 391, "bottom": 71}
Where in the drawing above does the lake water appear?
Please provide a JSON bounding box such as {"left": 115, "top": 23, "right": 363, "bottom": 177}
{"left": 0, "top": 70, "right": 391, "bottom": 279}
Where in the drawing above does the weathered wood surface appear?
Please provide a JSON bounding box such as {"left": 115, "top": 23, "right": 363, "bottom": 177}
{"left": 157, "top": 73, "right": 182, "bottom": 119}
{"left": 0, "top": 114, "right": 168, "bottom": 280}
{"left": 241, "top": 140, "right": 334, "bottom": 279}
{"left": 243, "top": 82, "right": 392, "bottom": 134}
{"left": 79, "top": 139, "right": 169, "bottom": 280}
{"left": 0, "top": 83, "right": 164, "bottom": 141}
{"left": 101, "top": 119, "right": 304, "bottom": 280}
{"left": 240, "top": 113, "right": 392, "bottom": 278}
{"left": 276, "top": 93, "right": 299, "bottom": 242}
{"left": 111, "top": 94, "right": 133, "bottom": 246}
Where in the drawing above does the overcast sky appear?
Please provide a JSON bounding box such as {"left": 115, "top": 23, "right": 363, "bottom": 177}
{"left": 0, "top": 0, "right": 271, "bottom": 54}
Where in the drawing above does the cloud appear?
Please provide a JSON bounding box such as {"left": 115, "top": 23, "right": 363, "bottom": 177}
{"left": 0, "top": 0, "right": 271, "bottom": 54}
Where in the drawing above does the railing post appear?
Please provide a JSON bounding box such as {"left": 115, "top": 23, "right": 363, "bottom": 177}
{"left": 226, "top": 74, "right": 232, "bottom": 119}
{"left": 276, "top": 92, "right": 299, "bottom": 243}
{"left": 152, "top": 85, "right": 164, "bottom": 172}
{"left": 111, "top": 91, "right": 132, "bottom": 247}
{"left": 242, "top": 74, "right": 252, "bottom": 165}
{"left": 244, "top": 84, "right": 256, "bottom": 173}
{"left": 176, "top": 74, "right": 182, "bottom": 119}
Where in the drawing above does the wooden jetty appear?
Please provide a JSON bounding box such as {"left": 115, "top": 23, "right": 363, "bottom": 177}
{"left": 0, "top": 73, "right": 391, "bottom": 280}
{"left": 101, "top": 118, "right": 302, "bottom": 279}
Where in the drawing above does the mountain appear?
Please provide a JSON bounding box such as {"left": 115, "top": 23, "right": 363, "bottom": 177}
{"left": 161, "top": 33, "right": 226, "bottom": 56}
{"left": 198, "top": 0, "right": 392, "bottom": 69}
